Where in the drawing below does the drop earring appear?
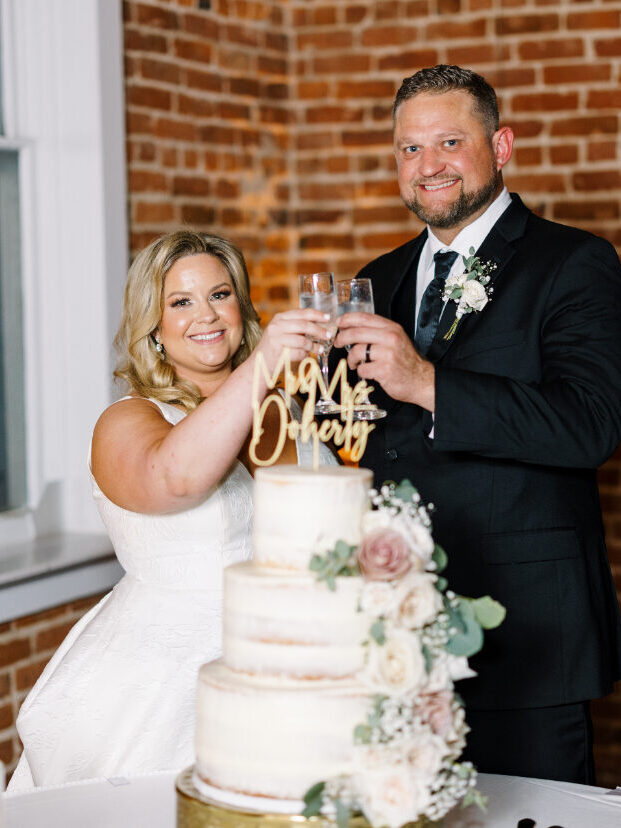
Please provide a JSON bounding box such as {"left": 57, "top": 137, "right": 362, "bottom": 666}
{"left": 154, "top": 338, "right": 166, "bottom": 359}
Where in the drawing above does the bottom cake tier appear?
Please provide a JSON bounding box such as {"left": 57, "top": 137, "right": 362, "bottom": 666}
{"left": 195, "top": 660, "right": 370, "bottom": 804}
{"left": 176, "top": 767, "right": 433, "bottom": 828}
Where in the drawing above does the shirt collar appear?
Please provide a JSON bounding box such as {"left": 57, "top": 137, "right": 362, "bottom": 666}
{"left": 426, "top": 187, "right": 512, "bottom": 260}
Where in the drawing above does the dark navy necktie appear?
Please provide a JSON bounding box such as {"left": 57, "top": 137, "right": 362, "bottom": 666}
{"left": 415, "top": 249, "right": 458, "bottom": 356}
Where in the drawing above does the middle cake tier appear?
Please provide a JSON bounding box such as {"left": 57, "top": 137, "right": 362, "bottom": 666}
{"left": 223, "top": 562, "right": 368, "bottom": 679}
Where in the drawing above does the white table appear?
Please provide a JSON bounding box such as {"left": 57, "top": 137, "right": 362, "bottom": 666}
{"left": 2, "top": 770, "right": 620, "bottom": 828}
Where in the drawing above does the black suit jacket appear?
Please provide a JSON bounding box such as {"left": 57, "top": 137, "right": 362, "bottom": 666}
{"left": 352, "top": 194, "right": 621, "bottom": 710}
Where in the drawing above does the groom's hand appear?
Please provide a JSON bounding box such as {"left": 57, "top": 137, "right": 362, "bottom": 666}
{"left": 335, "top": 312, "right": 435, "bottom": 412}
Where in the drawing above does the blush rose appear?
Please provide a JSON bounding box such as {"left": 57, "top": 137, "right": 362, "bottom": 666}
{"left": 357, "top": 528, "right": 412, "bottom": 581}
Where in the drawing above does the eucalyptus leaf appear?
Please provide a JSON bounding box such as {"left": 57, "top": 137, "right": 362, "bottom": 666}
{"left": 354, "top": 723, "right": 371, "bottom": 744}
{"left": 303, "top": 781, "right": 326, "bottom": 804}
{"left": 445, "top": 602, "right": 466, "bottom": 635}
{"left": 302, "top": 797, "right": 323, "bottom": 819}
{"left": 446, "top": 598, "right": 484, "bottom": 656}
{"left": 309, "top": 555, "right": 324, "bottom": 571}
{"left": 422, "top": 643, "right": 433, "bottom": 673}
{"left": 336, "top": 799, "right": 351, "bottom": 828}
{"left": 432, "top": 544, "right": 448, "bottom": 573}
{"left": 393, "top": 479, "right": 417, "bottom": 503}
{"left": 335, "top": 540, "right": 353, "bottom": 560}
{"left": 370, "top": 618, "right": 386, "bottom": 645}
{"left": 471, "top": 596, "right": 506, "bottom": 629}
{"left": 368, "top": 695, "right": 386, "bottom": 728}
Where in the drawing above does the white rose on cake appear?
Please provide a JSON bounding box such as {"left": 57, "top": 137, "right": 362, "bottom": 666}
{"left": 403, "top": 730, "right": 449, "bottom": 779}
{"left": 356, "top": 766, "right": 431, "bottom": 828}
{"left": 360, "top": 581, "right": 400, "bottom": 617}
{"left": 363, "top": 628, "right": 426, "bottom": 695}
{"left": 394, "top": 572, "right": 443, "bottom": 629}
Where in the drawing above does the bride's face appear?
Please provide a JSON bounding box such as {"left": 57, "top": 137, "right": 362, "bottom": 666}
{"left": 156, "top": 253, "right": 244, "bottom": 393}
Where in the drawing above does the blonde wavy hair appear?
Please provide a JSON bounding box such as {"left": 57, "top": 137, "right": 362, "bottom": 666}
{"left": 114, "top": 230, "right": 262, "bottom": 411}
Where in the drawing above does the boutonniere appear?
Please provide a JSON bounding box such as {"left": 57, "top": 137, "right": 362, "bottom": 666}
{"left": 442, "top": 247, "right": 497, "bottom": 340}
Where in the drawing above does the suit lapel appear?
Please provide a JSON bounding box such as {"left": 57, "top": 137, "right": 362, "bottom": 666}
{"left": 372, "top": 231, "right": 427, "bottom": 318}
{"left": 427, "top": 194, "right": 530, "bottom": 363}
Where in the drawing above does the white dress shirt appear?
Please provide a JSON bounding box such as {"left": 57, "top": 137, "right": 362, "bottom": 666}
{"left": 414, "top": 188, "right": 512, "bottom": 435}
{"left": 414, "top": 187, "right": 512, "bottom": 331}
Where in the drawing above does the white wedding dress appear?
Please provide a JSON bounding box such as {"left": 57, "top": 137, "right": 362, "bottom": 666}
{"left": 9, "top": 396, "right": 338, "bottom": 790}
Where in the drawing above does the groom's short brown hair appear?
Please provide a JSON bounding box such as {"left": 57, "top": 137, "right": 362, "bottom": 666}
{"left": 393, "top": 64, "right": 500, "bottom": 136}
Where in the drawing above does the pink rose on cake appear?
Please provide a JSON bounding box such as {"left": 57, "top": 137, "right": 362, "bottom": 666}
{"left": 360, "top": 509, "right": 435, "bottom": 573}
{"left": 417, "top": 689, "right": 454, "bottom": 737}
{"left": 363, "top": 628, "right": 426, "bottom": 695}
{"left": 357, "top": 526, "right": 412, "bottom": 581}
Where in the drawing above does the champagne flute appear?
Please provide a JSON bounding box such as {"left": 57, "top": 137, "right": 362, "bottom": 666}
{"left": 336, "top": 278, "right": 387, "bottom": 421}
{"left": 299, "top": 272, "right": 339, "bottom": 414}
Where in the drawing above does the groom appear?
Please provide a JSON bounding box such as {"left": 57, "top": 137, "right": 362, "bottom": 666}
{"left": 335, "top": 64, "right": 621, "bottom": 784}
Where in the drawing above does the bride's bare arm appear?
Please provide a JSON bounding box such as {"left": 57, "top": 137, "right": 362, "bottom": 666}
{"left": 91, "top": 309, "right": 328, "bottom": 514}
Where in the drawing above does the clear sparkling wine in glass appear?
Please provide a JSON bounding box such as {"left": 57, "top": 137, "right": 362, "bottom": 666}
{"left": 336, "top": 278, "right": 387, "bottom": 421}
{"left": 299, "top": 272, "right": 339, "bottom": 414}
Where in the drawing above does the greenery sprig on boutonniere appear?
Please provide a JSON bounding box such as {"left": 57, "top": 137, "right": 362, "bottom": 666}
{"left": 442, "top": 247, "right": 497, "bottom": 341}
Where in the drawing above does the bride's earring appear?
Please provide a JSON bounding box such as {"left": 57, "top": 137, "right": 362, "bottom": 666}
{"left": 153, "top": 337, "right": 166, "bottom": 360}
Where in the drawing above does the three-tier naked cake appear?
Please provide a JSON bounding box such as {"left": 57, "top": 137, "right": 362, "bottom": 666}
{"left": 179, "top": 463, "right": 491, "bottom": 828}
{"left": 193, "top": 465, "right": 373, "bottom": 811}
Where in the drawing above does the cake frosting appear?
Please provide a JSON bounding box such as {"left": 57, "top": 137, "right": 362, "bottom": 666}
{"left": 194, "top": 465, "right": 373, "bottom": 807}
{"left": 195, "top": 662, "right": 369, "bottom": 804}
{"left": 253, "top": 465, "right": 372, "bottom": 570}
{"left": 223, "top": 562, "right": 369, "bottom": 678}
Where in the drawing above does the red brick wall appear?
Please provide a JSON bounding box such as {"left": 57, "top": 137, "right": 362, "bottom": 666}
{"left": 2, "top": 0, "right": 620, "bottom": 789}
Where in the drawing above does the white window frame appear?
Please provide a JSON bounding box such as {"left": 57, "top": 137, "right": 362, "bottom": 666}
{"left": 0, "top": 0, "right": 127, "bottom": 614}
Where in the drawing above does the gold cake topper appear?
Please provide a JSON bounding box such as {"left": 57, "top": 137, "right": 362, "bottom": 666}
{"left": 250, "top": 351, "right": 376, "bottom": 468}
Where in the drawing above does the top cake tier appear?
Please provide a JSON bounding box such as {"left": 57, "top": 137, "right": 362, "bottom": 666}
{"left": 253, "top": 465, "right": 373, "bottom": 571}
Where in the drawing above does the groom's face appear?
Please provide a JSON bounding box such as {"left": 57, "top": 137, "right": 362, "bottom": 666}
{"left": 393, "top": 89, "right": 505, "bottom": 235}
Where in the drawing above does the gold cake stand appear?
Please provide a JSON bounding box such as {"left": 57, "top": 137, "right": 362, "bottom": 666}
{"left": 176, "top": 768, "right": 432, "bottom": 828}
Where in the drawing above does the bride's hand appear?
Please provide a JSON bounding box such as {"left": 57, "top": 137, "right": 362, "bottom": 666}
{"left": 254, "top": 308, "right": 331, "bottom": 371}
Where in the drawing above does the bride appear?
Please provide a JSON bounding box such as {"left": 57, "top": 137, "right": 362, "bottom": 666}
{"left": 9, "top": 230, "right": 338, "bottom": 789}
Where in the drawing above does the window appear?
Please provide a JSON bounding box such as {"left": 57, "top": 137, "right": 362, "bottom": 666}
{"left": 0, "top": 147, "right": 26, "bottom": 511}
{"left": 0, "top": 0, "right": 127, "bottom": 577}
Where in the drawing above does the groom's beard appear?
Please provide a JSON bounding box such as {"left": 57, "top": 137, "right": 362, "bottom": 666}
{"left": 404, "top": 162, "right": 500, "bottom": 230}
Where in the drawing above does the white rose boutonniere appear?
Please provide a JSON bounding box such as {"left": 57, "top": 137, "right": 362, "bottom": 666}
{"left": 443, "top": 247, "right": 497, "bottom": 340}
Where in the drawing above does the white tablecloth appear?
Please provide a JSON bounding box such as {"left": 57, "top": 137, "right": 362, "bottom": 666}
{"left": 2, "top": 770, "right": 620, "bottom": 827}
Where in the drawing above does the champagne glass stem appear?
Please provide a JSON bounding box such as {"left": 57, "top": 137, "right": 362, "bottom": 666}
{"left": 319, "top": 350, "right": 331, "bottom": 403}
